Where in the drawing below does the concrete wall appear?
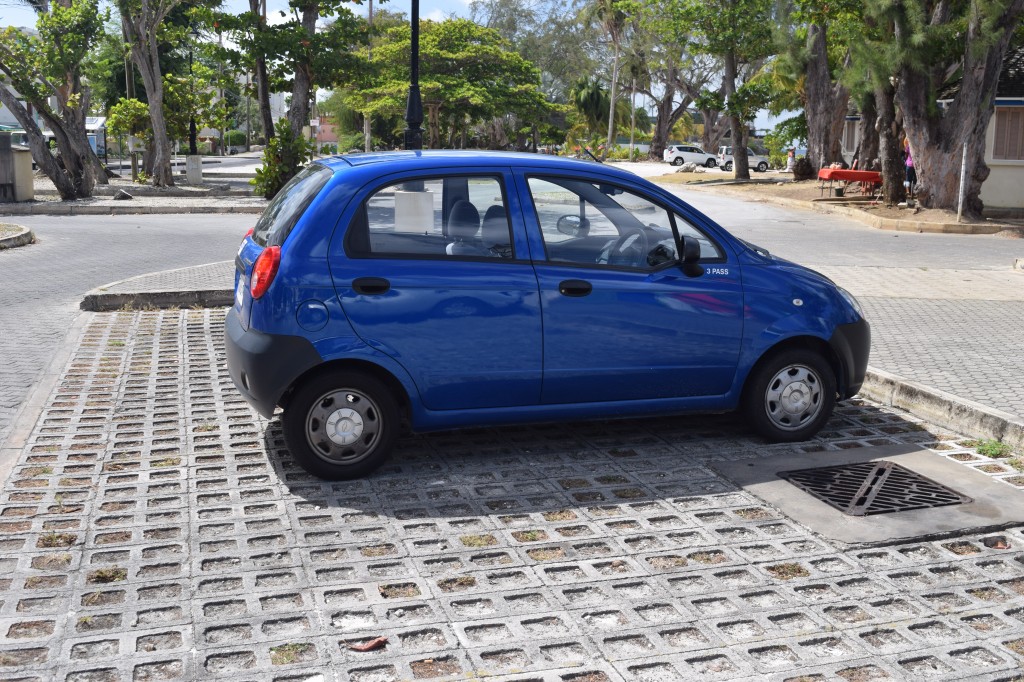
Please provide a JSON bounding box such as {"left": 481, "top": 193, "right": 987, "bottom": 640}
{"left": 982, "top": 105, "right": 1024, "bottom": 210}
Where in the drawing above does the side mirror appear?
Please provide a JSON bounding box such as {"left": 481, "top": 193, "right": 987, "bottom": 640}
{"left": 680, "top": 235, "right": 704, "bottom": 277}
{"left": 556, "top": 215, "right": 590, "bottom": 237}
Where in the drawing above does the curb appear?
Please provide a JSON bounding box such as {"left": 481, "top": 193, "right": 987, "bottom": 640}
{"left": 860, "top": 368, "right": 1024, "bottom": 452}
{"left": 0, "top": 224, "right": 34, "bottom": 249}
{"left": 680, "top": 183, "right": 1010, "bottom": 235}
{"left": 0, "top": 204, "right": 264, "bottom": 216}
{"left": 81, "top": 289, "right": 234, "bottom": 311}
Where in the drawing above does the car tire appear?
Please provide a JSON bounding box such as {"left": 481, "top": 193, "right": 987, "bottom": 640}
{"left": 742, "top": 349, "right": 836, "bottom": 442}
{"left": 723, "top": 161, "right": 733, "bottom": 171}
{"left": 705, "top": 158, "right": 717, "bottom": 168}
{"left": 282, "top": 370, "right": 400, "bottom": 480}
{"left": 672, "top": 157, "right": 684, "bottom": 166}
{"left": 757, "top": 161, "right": 768, "bottom": 172}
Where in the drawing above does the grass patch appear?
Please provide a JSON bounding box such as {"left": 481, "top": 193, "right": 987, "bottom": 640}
{"left": 766, "top": 563, "right": 810, "bottom": 580}
{"left": 37, "top": 532, "right": 76, "bottom": 548}
{"left": 542, "top": 509, "right": 577, "bottom": 522}
{"left": 964, "top": 439, "right": 1014, "bottom": 458}
{"left": 460, "top": 534, "right": 497, "bottom": 548}
{"left": 511, "top": 529, "right": 548, "bottom": 542}
{"left": 87, "top": 568, "right": 127, "bottom": 584}
{"left": 437, "top": 576, "right": 476, "bottom": 592}
{"left": 270, "top": 642, "right": 314, "bottom": 665}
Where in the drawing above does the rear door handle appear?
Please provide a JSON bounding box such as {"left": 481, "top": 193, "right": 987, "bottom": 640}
{"left": 352, "top": 277, "right": 391, "bottom": 295}
{"left": 558, "top": 279, "right": 592, "bottom": 297}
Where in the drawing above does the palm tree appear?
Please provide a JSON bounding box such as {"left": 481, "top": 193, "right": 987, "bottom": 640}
{"left": 582, "top": 0, "right": 628, "bottom": 159}
{"left": 569, "top": 76, "right": 608, "bottom": 136}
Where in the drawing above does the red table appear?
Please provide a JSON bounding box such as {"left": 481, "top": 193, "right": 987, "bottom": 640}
{"left": 818, "top": 168, "right": 882, "bottom": 197}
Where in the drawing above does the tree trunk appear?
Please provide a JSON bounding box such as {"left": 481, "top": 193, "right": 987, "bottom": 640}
{"left": 287, "top": 1, "right": 318, "bottom": 139}
{"left": 895, "top": 0, "right": 1023, "bottom": 217}
{"left": 250, "top": 0, "right": 275, "bottom": 141}
{"left": 804, "top": 24, "right": 850, "bottom": 172}
{"left": 426, "top": 103, "right": 440, "bottom": 149}
{"left": 700, "top": 108, "right": 728, "bottom": 156}
{"left": 0, "top": 85, "right": 81, "bottom": 199}
{"left": 124, "top": 13, "right": 174, "bottom": 187}
{"left": 602, "top": 41, "right": 620, "bottom": 161}
{"left": 723, "top": 51, "right": 749, "bottom": 179}
{"left": 853, "top": 93, "right": 879, "bottom": 170}
{"left": 874, "top": 80, "right": 905, "bottom": 206}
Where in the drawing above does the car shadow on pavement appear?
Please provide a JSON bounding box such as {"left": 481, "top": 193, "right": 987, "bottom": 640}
{"left": 258, "top": 401, "right": 943, "bottom": 526}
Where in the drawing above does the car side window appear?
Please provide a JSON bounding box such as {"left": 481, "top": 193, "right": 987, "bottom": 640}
{"left": 346, "top": 176, "right": 513, "bottom": 259}
{"left": 529, "top": 176, "right": 719, "bottom": 270}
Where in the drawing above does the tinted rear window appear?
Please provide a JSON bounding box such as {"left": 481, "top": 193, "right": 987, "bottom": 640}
{"left": 252, "top": 164, "right": 333, "bottom": 246}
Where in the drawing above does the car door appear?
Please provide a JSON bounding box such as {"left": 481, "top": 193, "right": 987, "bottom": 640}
{"left": 519, "top": 174, "right": 744, "bottom": 405}
{"left": 333, "top": 171, "right": 543, "bottom": 411}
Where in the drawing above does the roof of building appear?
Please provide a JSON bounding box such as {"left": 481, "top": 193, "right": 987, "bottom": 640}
{"left": 997, "top": 48, "right": 1024, "bottom": 99}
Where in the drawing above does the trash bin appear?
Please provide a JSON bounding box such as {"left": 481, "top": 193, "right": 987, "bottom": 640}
{"left": 0, "top": 133, "right": 34, "bottom": 202}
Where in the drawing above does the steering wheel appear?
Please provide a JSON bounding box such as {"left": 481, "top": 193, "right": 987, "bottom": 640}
{"left": 606, "top": 229, "right": 649, "bottom": 267}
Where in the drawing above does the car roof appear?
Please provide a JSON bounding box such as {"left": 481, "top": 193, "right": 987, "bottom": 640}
{"left": 315, "top": 150, "right": 646, "bottom": 183}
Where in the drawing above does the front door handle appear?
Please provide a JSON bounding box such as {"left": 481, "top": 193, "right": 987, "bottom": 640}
{"left": 558, "top": 279, "right": 592, "bottom": 297}
{"left": 352, "top": 277, "right": 391, "bottom": 295}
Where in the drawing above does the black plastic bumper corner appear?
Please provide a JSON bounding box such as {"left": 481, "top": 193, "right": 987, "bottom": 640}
{"left": 829, "top": 317, "right": 870, "bottom": 399}
{"left": 225, "top": 312, "right": 322, "bottom": 418}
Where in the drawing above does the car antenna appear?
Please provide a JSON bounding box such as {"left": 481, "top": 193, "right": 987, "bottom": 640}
{"left": 583, "top": 147, "right": 603, "bottom": 163}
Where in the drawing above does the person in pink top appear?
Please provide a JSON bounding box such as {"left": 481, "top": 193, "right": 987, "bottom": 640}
{"left": 904, "top": 139, "right": 916, "bottom": 199}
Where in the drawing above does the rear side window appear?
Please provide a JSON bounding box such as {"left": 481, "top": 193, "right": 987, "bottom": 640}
{"left": 346, "top": 175, "right": 513, "bottom": 260}
{"left": 252, "top": 164, "right": 332, "bottom": 246}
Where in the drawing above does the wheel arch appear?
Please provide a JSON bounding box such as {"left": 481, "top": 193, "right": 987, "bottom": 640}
{"left": 280, "top": 359, "right": 413, "bottom": 429}
{"left": 742, "top": 335, "right": 843, "bottom": 403}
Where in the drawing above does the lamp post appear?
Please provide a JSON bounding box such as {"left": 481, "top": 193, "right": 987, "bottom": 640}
{"left": 403, "top": 0, "right": 423, "bottom": 150}
{"left": 188, "top": 23, "right": 200, "bottom": 156}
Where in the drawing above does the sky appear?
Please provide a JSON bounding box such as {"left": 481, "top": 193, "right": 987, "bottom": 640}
{"left": 0, "top": 0, "right": 473, "bottom": 30}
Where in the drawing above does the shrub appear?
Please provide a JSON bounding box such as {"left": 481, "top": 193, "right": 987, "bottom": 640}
{"left": 252, "top": 119, "right": 315, "bottom": 200}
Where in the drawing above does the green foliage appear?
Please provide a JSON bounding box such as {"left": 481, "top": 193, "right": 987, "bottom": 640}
{"left": 252, "top": 118, "right": 314, "bottom": 199}
{"left": 345, "top": 19, "right": 553, "bottom": 147}
{"left": 966, "top": 439, "right": 1014, "bottom": 459}
{"left": 107, "top": 98, "right": 151, "bottom": 140}
{"left": 225, "top": 130, "right": 246, "bottom": 147}
{"left": 764, "top": 114, "right": 808, "bottom": 167}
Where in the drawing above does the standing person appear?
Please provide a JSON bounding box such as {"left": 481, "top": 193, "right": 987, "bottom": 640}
{"left": 904, "top": 139, "right": 916, "bottom": 200}
{"left": 786, "top": 149, "right": 795, "bottom": 172}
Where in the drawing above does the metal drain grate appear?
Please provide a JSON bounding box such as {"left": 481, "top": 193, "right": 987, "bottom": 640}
{"left": 778, "top": 461, "right": 972, "bottom": 516}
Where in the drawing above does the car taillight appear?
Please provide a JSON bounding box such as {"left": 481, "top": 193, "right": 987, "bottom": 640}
{"left": 243, "top": 227, "right": 254, "bottom": 240}
{"left": 250, "top": 246, "right": 280, "bottom": 299}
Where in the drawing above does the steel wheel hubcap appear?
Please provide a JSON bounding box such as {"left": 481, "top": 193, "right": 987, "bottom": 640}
{"left": 306, "top": 389, "right": 381, "bottom": 464}
{"left": 765, "top": 364, "right": 823, "bottom": 431}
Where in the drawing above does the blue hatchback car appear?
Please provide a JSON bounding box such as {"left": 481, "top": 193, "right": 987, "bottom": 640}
{"left": 226, "top": 151, "right": 869, "bottom": 480}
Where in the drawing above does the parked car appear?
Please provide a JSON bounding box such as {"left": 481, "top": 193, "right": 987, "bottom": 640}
{"left": 226, "top": 151, "right": 869, "bottom": 480}
{"left": 718, "top": 146, "right": 771, "bottom": 172}
{"left": 663, "top": 144, "right": 717, "bottom": 167}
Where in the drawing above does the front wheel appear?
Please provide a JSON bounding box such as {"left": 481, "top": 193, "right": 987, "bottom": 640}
{"left": 742, "top": 350, "right": 836, "bottom": 442}
{"left": 282, "top": 370, "right": 400, "bottom": 480}
{"left": 672, "top": 157, "right": 684, "bottom": 166}
{"left": 757, "top": 161, "right": 769, "bottom": 172}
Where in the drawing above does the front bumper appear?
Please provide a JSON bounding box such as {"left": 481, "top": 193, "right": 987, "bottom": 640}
{"left": 224, "top": 311, "right": 322, "bottom": 418}
{"left": 829, "top": 317, "right": 871, "bottom": 399}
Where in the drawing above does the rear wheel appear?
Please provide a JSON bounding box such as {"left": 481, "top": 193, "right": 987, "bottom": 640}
{"left": 757, "top": 161, "right": 769, "bottom": 172}
{"left": 723, "top": 161, "right": 733, "bottom": 171}
{"left": 282, "top": 370, "right": 399, "bottom": 480}
{"left": 672, "top": 157, "right": 684, "bottom": 166}
{"left": 742, "top": 349, "right": 836, "bottom": 442}
{"left": 705, "top": 158, "right": 717, "bottom": 168}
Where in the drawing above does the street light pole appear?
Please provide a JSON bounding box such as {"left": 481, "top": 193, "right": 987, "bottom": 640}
{"left": 403, "top": 0, "right": 423, "bottom": 151}
{"left": 188, "top": 24, "right": 199, "bottom": 156}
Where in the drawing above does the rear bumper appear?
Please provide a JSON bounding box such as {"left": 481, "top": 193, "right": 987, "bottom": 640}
{"left": 829, "top": 317, "right": 871, "bottom": 399}
{"left": 225, "top": 311, "right": 322, "bottom": 418}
